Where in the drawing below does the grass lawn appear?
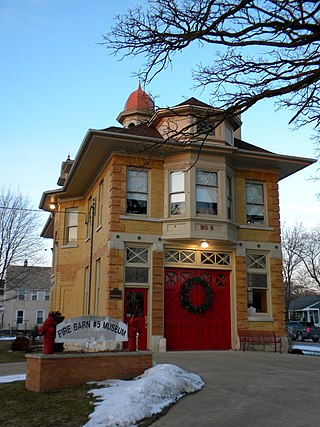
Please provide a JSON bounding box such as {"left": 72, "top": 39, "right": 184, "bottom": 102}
{"left": 0, "top": 339, "right": 26, "bottom": 363}
{"left": 1, "top": 380, "right": 94, "bottom": 427}
{"left": 0, "top": 340, "right": 95, "bottom": 426}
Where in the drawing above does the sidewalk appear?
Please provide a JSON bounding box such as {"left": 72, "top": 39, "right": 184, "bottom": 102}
{"left": 153, "top": 351, "right": 320, "bottom": 427}
{"left": 0, "top": 362, "right": 26, "bottom": 377}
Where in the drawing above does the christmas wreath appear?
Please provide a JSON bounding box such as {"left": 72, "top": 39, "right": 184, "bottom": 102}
{"left": 181, "top": 276, "right": 214, "bottom": 314}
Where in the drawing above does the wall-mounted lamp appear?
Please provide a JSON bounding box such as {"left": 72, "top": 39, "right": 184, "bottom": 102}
{"left": 200, "top": 240, "right": 209, "bottom": 249}
{"left": 49, "top": 204, "right": 56, "bottom": 210}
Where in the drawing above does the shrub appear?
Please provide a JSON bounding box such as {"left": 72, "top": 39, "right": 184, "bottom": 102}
{"left": 11, "top": 336, "right": 30, "bottom": 352}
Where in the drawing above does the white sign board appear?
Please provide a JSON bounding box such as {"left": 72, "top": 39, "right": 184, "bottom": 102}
{"left": 55, "top": 316, "right": 128, "bottom": 343}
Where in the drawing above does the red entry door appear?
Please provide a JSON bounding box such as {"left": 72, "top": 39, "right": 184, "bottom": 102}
{"left": 124, "top": 288, "right": 148, "bottom": 350}
{"left": 164, "top": 268, "right": 231, "bottom": 350}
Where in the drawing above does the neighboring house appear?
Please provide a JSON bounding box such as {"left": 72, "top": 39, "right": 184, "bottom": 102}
{"left": 1, "top": 261, "right": 51, "bottom": 334}
{"left": 39, "top": 85, "right": 316, "bottom": 351}
{"left": 289, "top": 296, "right": 320, "bottom": 326}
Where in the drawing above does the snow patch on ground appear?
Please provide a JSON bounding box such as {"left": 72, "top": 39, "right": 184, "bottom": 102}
{"left": 0, "top": 374, "right": 26, "bottom": 383}
{"left": 84, "top": 363, "right": 204, "bottom": 427}
{"left": 0, "top": 363, "right": 204, "bottom": 427}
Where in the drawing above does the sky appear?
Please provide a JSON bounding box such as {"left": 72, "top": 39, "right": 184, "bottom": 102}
{"left": 0, "top": 362, "right": 204, "bottom": 427}
{"left": 1, "top": 0, "right": 319, "bottom": 266}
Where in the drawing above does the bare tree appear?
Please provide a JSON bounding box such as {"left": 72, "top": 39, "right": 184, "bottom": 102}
{"left": 104, "top": 0, "right": 320, "bottom": 132}
{"left": 282, "top": 223, "right": 320, "bottom": 318}
{"left": 290, "top": 268, "right": 319, "bottom": 298}
{"left": 0, "top": 187, "right": 46, "bottom": 298}
{"left": 299, "top": 225, "right": 320, "bottom": 288}
{"left": 281, "top": 223, "right": 305, "bottom": 319}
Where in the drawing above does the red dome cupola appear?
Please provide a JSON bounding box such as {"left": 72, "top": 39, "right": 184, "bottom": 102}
{"left": 117, "top": 83, "right": 155, "bottom": 128}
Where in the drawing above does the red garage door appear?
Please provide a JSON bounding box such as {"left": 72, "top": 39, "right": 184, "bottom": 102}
{"left": 164, "top": 268, "right": 231, "bottom": 350}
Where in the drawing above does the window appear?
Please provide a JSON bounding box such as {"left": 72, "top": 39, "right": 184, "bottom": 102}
{"left": 126, "top": 169, "right": 148, "bottom": 214}
{"left": 86, "top": 197, "right": 94, "bottom": 239}
{"left": 16, "top": 310, "right": 24, "bottom": 324}
{"left": 125, "top": 247, "right": 149, "bottom": 284}
{"left": 246, "top": 182, "right": 265, "bottom": 224}
{"left": 44, "top": 290, "right": 50, "bottom": 301}
{"left": 64, "top": 207, "right": 78, "bottom": 244}
{"left": 17, "top": 289, "right": 25, "bottom": 300}
{"left": 169, "top": 171, "right": 185, "bottom": 215}
{"left": 0, "top": 279, "right": 4, "bottom": 296}
{"left": 196, "top": 170, "right": 218, "bottom": 215}
{"left": 197, "top": 119, "right": 215, "bottom": 135}
{"left": 36, "top": 310, "right": 44, "bottom": 324}
{"left": 97, "top": 180, "right": 104, "bottom": 228}
{"left": 227, "top": 176, "right": 233, "bottom": 220}
{"left": 31, "top": 291, "right": 38, "bottom": 301}
{"left": 83, "top": 267, "right": 90, "bottom": 315}
{"left": 247, "top": 253, "right": 268, "bottom": 314}
{"left": 95, "top": 259, "right": 101, "bottom": 315}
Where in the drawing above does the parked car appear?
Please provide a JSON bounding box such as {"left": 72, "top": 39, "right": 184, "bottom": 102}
{"left": 286, "top": 321, "right": 320, "bottom": 342}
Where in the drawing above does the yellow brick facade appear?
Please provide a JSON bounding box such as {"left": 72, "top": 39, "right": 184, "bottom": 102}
{"left": 40, "top": 90, "right": 314, "bottom": 351}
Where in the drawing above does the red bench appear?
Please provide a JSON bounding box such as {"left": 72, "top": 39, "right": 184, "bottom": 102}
{"left": 238, "top": 329, "right": 282, "bottom": 353}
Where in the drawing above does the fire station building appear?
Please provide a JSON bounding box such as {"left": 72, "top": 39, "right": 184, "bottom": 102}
{"left": 39, "top": 85, "right": 314, "bottom": 351}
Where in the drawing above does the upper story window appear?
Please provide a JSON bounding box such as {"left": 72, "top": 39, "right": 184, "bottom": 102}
{"left": 97, "top": 180, "right": 104, "bottom": 228}
{"left": 86, "top": 197, "right": 94, "bottom": 239}
{"left": 17, "top": 289, "right": 26, "bottom": 300}
{"left": 247, "top": 253, "right": 268, "bottom": 314}
{"left": 246, "top": 181, "right": 265, "bottom": 224}
{"left": 44, "top": 290, "right": 50, "bottom": 301}
{"left": 169, "top": 171, "right": 185, "bottom": 216}
{"left": 227, "top": 176, "right": 233, "bottom": 220}
{"left": 31, "top": 290, "right": 38, "bottom": 301}
{"left": 196, "top": 170, "right": 218, "bottom": 215}
{"left": 197, "top": 119, "right": 215, "bottom": 136}
{"left": 64, "top": 207, "right": 78, "bottom": 244}
{"left": 126, "top": 169, "right": 148, "bottom": 215}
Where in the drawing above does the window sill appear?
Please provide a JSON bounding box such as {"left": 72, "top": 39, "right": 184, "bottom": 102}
{"left": 248, "top": 315, "right": 273, "bottom": 322}
{"left": 120, "top": 215, "right": 162, "bottom": 222}
{"left": 240, "top": 224, "right": 274, "bottom": 231}
{"left": 61, "top": 243, "right": 78, "bottom": 249}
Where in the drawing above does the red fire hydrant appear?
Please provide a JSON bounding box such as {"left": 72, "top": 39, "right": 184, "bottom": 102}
{"left": 38, "top": 313, "right": 56, "bottom": 354}
{"left": 128, "top": 316, "right": 140, "bottom": 351}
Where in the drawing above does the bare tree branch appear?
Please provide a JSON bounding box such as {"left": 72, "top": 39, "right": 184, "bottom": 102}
{"left": 0, "top": 188, "right": 46, "bottom": 299}
{"left": 103, "top": 0, "right": 320, "bottom": 133}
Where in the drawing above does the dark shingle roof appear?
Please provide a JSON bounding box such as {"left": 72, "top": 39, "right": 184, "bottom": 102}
{"left": 174, "top": 97, "right": 212, "bottom": 109}
{"left": 234, "top": 138, "right": 274, "bottom": 154}
{"left": 289, "top": 296, "right": 320, "bottom": 310}
{"left": 5, "top": 265, "right": 51, "bottom": 291}
{"left": 102, "top": 124, "right": 163, "bottom": 139}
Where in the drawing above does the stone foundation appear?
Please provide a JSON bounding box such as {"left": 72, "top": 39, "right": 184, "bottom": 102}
{"left": 25, "top": 351, "right": 153, "bottom": 392}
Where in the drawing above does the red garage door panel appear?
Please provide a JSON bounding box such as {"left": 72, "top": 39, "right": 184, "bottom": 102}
{"left": 164, "top": 268, "right": 231, "bottom": 350}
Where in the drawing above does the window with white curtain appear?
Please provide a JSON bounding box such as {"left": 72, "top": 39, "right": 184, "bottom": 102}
{"left": 64, "top": 207, "right": 78, "bottom": 244}
{"left": 196, "top": 170, "right": 218, "bottom": 215}
{"left": 169, "top": 171, "right": 185, "bottom": 215}
{"left": 246, "top": 181, "right": 265, "bottom": 224}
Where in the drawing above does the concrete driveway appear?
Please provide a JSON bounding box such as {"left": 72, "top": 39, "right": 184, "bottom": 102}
{"left": 1, "top": 351, "right": 319, "bottom": 426}
{"left": 153, "top": 350, "right": 320, "bottom": 427}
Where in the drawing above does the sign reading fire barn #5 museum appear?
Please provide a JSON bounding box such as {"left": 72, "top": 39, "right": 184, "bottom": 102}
{"left": 55, "top": 316, "right": 128, "bottom": 343}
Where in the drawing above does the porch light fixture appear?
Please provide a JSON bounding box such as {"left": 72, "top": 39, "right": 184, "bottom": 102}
{"left": 49, "top": 203, "right": 56, "bottom": 210}
{"left": 200, "top": 240, "right": 209, "bottom": 249}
